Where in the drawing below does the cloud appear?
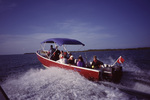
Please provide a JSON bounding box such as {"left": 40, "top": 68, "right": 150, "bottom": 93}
{"left": 0, "top": 30, "right": 116, "bottom": 54}
{"left": 0, "top": 20, "right": 116, "bottom": 54}
{"left": 56, "top": 20, "right": 105, "bottom": 34}
{"left": 28, "top": 20, "right": 114, "bottom": 40}
{"left": 0, "top": 34, "right": 40, "bottom": 54}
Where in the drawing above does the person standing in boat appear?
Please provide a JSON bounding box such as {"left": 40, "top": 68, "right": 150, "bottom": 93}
{"left": 47, "top": 45, "right": 55, "bottom": 60}
{"left": 54, "top": 46, "right": 60, "bottom": 61}
{"left": 77, "top": 55, "right": 85, "bottom": 67}
{"left": 91, "top": 55, "right": 103, "bottom": 69}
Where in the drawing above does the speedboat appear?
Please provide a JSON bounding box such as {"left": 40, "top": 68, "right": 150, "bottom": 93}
{"left": 36, "top": 38, "right": 123, "bottom": 82}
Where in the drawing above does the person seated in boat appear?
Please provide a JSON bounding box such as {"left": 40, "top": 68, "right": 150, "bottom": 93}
{"left": 53, "top": 46, "right": 60, "bottom": 61}
{"left": 77, "top": 55, "right": 85, "bottom": 67}
{"left": 63, "top": 52, "right": 69, "bottom": 59}
{"left": 91, "top": 55, "right": 103, "bottom": 69}
{"left": 68, "top": 55, "right": 75, "bottom": 65}
{"left": 59, "top": 51, "right": 64, "bottom": 59}
{"left": 57, "top": 54, "right": 68, "bottom": 64}
{"left": 68, "top": 52, "right": 72, "bottom": 58}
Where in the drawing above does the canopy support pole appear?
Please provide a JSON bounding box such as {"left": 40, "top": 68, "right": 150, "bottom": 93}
{"left": 63, "top": 45, "right": 69, "bottom": 54}
{"left": 84, "top": 47, "right": 88, "bottom": 67}
{"left": 40, "top": 44, "right": 45, "bottom": 51}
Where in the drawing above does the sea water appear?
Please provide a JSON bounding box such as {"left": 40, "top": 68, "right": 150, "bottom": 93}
{"left": 0, "top": 49, "right": 150, "bottom": 100}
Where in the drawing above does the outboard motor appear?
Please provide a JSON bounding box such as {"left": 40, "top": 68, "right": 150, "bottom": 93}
{"left": 101, "top": 65, "right": 122, "bottom": 83}
{"left": 102, "top": 67, "right": 113, "bottom": 82}
{"left": 112, "top": 65, "right": 122, "bottom": 83}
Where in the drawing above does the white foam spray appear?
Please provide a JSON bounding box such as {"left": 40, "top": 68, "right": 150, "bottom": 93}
{"left": 2, "top": 67, "right": 128, "bottom": 100}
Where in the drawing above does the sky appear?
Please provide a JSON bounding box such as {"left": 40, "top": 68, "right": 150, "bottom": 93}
{"left": 0, "top": 0, "right": 150, "bottom": 55}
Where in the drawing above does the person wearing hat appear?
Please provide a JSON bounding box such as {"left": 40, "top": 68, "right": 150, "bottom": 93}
{"left": 91, "top": 55, "right": 103, "bottom": 69}
{"left": 68, "top": 55, "right": 75, "bottom": 65}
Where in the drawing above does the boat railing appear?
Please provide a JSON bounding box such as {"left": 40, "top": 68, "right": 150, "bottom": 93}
{"left": 37, "top": 50, "right": 49, "bottom": 58}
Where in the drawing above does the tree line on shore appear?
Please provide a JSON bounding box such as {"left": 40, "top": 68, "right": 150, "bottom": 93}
{"left": 24, "top": 47, "right": 150, "bottom": 54}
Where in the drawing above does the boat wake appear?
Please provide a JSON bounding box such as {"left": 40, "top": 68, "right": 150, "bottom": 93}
{"left": 103, "top": 57, "right": 150, "bottom": 99}
{"left": 2, "top": 67, "right": 129, "bottom": 100}
{"left": 1, "top": 56, "right": 150, "bottom": 100}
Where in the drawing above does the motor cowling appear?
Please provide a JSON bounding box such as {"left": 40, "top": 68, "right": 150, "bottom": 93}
{"left": 112, "top": 65, "right": 122, "bottom": 83}
{"left": 101, "top": 65, "right": 122, "bottom": 83}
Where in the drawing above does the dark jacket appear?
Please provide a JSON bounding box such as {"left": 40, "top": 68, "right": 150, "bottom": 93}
{"left": 92, "top": 60, "right": 103, "bottom": 69}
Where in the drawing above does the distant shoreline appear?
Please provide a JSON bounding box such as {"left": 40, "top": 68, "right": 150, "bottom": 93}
{"left": 24, "top": 53, "right": 35, "bottom": 54}
{"left": 81, "top": 47, "right": 150, "bottom": 52}
{"left": 24, "top": 47, "right": 150, "bottom": 54}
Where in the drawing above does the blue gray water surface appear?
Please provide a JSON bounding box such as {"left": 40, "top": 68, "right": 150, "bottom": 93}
{"left": 0, "top": 49, "right": 150, "bottom": 100}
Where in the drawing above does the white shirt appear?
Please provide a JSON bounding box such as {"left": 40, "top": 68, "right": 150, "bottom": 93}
{"left": 57, "top": 58, "right": 68, "bottom": 64}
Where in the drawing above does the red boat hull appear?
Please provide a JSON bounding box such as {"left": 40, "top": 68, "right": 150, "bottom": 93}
{"left": 36, "top": 52, "right": 100, "bottom": 81}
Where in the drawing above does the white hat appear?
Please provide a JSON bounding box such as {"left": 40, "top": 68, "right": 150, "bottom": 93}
{"left": 70, "top": 55, "right": 74, "bottom": 58}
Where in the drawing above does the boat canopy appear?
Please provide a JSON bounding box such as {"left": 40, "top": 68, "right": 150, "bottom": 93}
{"left": 41, "top": 38, "right": 85, "bottom": 46}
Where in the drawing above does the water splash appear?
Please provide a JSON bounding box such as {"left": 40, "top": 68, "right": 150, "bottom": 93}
{"left": 2, "top": 67, "right": 128, "bottom": 100}
{"left": 108, "top": 57, "right": 150, "bottom": 96}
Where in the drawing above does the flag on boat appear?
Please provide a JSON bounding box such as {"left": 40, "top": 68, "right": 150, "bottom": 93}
{"left": 117, "top": 56, "right": 125, "bottom": 64}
